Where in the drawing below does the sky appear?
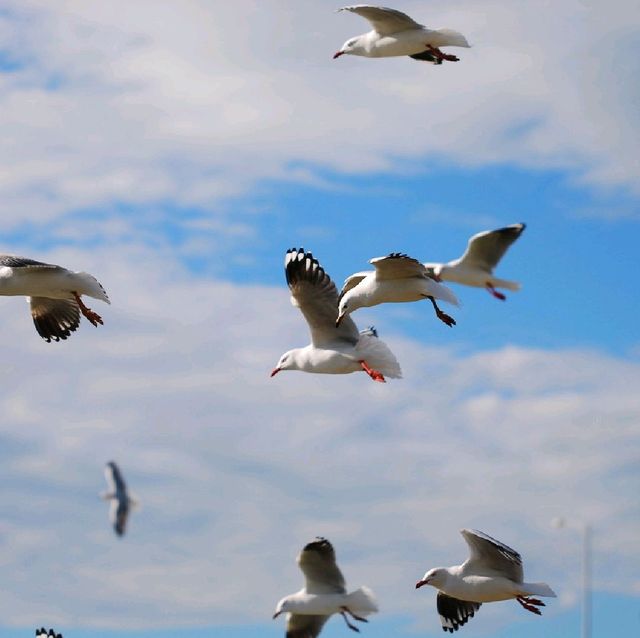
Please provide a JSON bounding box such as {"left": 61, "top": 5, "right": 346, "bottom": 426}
{"left": 0, "top": 0, "right": 639, "bottom": 636}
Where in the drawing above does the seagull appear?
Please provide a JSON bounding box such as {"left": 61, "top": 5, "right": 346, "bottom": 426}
{"left": 271, "top": 248, "right": 402, "bottom": 383}
{"left": 101, "top": 461, "right": 137, "bottom": 537}
{"left": 424, "top": 224, "right": 526, "bottom": 300}
{"left": 36, "top": 630, "right": 63, "bottom": 638}
{"left": 0, "top": 254, "right": 110, "bottom": 342}
{"left": 334, "top": 5, "right": 470, "bottom": 64}
{"left": 273, "top": 537, "right": 378, "bottom": 636}
{"left": 415, "top": 529, "right": 556, "bottom": 633}
{"left": 337, "top": 253, "right": 459, "bottom": 328}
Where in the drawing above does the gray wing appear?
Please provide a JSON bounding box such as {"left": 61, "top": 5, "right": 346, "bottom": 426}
{"left": 338, "top": 5, "right": 423, "bottom": 35}
{"left": 286, "top": 614, "right": 330, "bottom": 638}
{"left": 370, "top": 253, "right": 429, "bottom": 280}
{"left": 338, "top": 271, "right": 369, "bottom": 301}
{"left": 297, "top": 537, "right": 346, "bottom": 594}
{"left": 460, "top": 529, "right": 523, "bottom": 582}
{"left": 105, "top": 462, "right": 127, "bottom": 493}
{"left": 437, "top": 592, "right": 481, "bottom": 633}
{"left": 29, "top": 297, "right": 80, "bottom": 343}
{"left": 0, "top": 255, "right": 61, "bottom": 270}
{"left": 456, "top": 224, "right": 526, "bottom": 273}
{"left": 285, "top": 249, "right": 359, "bottom": 348}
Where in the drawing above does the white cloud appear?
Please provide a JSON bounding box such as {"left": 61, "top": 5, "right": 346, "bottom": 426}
{"left": 0, "top": 243, "right": 638, "bottom": 630}
{"left": 0, "top": 0, "right": 638, "bottom": 227}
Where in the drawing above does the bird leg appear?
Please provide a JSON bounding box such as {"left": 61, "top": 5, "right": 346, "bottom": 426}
{"left": 341, "top": 606, "right": 369, "bottom": 623}
{"left": 516, "top": 595, "right": 544, "bottom": 615}
{"left": 486, "top": 283, "right": 506, "bottom": 300}
{"left": 359, "top": 360, "right": 386, "bottom": 383}
{"left": 339, "top": 608, "right": 361, "bottom": 632}
{"left": 73, "top": 292, "right": 104, "bottom": 327}
{"left": 426, "top": 295, "right": 456, "bottom": 327}
{"left": 426, "top": 45, "right": 460, "bottom": 62}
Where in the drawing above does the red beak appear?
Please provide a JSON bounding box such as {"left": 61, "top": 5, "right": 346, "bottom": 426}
{"left": 270, "top": 368, "right": 280, "bottom": 377}
{"left": 333, "top": 51, "right": 344, "bottom": 59}
{"left": 415, "top": 579, "right": 427, "bottom": 589}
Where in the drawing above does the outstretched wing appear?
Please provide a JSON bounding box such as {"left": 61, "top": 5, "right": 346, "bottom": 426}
{"left": 460, "top": 529, "right": 523, "bottom": 582}
{"left": 110, "top": 498, "right": 129, "bottom": 536}
{"left": 297, "top": 537, "right": 347, "bottom": 594}
{"left": 29, "top": 297, "right": 80, "bottom": 343}
{"left": 437, "top": 592, "right": 481, "bottom": 633}
{"left": 455, "top": 224, "right": 526, "bottom": 273}
{"left": 370, "top": 253, "right": 429, "bottom": 280}
{"left": 104, "top": 462, "right": 127, "bottom": 493}
{"left": 338, "top": 271, "right": 369, "bottom": 301}
{"left": 285, "top": 248, "right": 359, "bottom": 348}
{"left": 0, "top": 255, "right": 61, "bottom": 270}
{"left": 338, "top": 5, "right": 423, "bottom": 35}
{"left": 286, "top": 614, "right": 330, "bottom": 638}
{"left": 35, "top": 629, "right": 63, "bottom": 638}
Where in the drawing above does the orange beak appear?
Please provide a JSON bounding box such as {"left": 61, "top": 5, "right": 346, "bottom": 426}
{"left": 270, "top": 368, "right": 281, "bottom": 377}
{"left": 415, "top": 579, "right": 428, "bottom": 589}
{"left": 333, "top": 51, "right": 345, "bottom": 59}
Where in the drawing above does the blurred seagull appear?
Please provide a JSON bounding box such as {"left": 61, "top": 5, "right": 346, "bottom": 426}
{"left": 273, "top": 537, "right": 378, "bottom": 636}
{"left": 0, "top": 254, "right": 110, "bottom": 342}
{"left": 271, "top": 249, "right": 401, "bottom": 382}
{"left": 416, "top": 529, "right": 556, "bottom": 633}
{"left": 101, "top": 461, "right": 137, "bottom": 537}
{"left": 424, "top": 224, "right": 526, "bottom": 300}
{"left": 337, "top": 253, "right": 459, "bottom": 328}
{"left": 36, "top": 630, "right": 63, "bottom": 638}
{"left": 334, "top": 5, "right": 470, "bottom": 64}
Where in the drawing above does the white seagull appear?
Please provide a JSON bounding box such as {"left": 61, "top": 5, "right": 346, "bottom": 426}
{"left": 101, "top": 461, "right": 137, "bottom": 537}
{"left": 36, "top": 630, "right": 63, "bottom": 638}
{"left": 273, "top": 537, "right": 379, "bottom": 637}
{"left": 271, "top": 248, "right": 402, "bottom": 383}
{"left": 424, "top": 224, "right": 526, "bottom": 300}
{"left": 0, "top": 254, "right": 110, "bottom": 342}
{"left": 337, "top": 253, "right": 459, "bottom": 328}
{"left": 416, "top": 529, "right": 556, "bottom": 633}
{"left": 334, "top": 5, "right": 470, "bottom": 64}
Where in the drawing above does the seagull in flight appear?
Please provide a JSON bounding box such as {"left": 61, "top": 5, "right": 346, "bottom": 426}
{"left": 271, "top": 248, "right": 402, "bottom": 382}
{"left": 101, "top": 461, "right": 137, "bottom": 537}
{"left": 416, "top": 529, "right": 556, "bottom": 632}
{"left": 0, "top": 254, "right": 110, "bottom": 342}
{"left": 273, "top": 537, "right": 378, "bottom": 636}
{"left": 334, "top": 5, "right": 470, "bottom": 64}
{"left": 424, "top": 224, "right": 526, "bottom": 300}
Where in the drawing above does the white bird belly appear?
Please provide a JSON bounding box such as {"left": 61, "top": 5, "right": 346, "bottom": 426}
{"left": 300, "top": 347, "right": 360, "bottom": 374}
{"left": 446, "top": 576, "right": 520, "bottom": 603}
{"left": 370, "top": 279, "right": 438, "bottom": 303}
{"left": 370, "top": 29, "right": 434, "bottom": 57}
{"left": 439, "top": 265, "right": 489, "bottom": 288}
{"left": 0, "top": 269, "right": 77, "bottom": 298}
{"left": 285, "top": 593, "right": 348, "bottom": 615}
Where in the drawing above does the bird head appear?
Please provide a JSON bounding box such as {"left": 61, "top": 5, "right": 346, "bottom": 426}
{"left": 334, "top": 36, "right": 365, "bottom": 59}
{"left": 271, "top": 350, "right": 296, "bottom": 377}
{"left": 416, "top": 567, "right": 446, "bottom": 589}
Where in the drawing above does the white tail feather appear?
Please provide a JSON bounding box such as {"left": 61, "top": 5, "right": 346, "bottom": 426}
{"left": 345, "top": 586, "right": 378, "bottom": 615}
{"left": 356, "top": 333, "right": 402, "bottom": 379}
{"left": 490, "top": 277, "right": 521, "bottom": 291}
{"left": 76, "top": 272, "right": 110, "bottom": 303}
{"left": 522, "top": 582, "right": 556, "bottom": 598}
{"left": 428, "top": 279, "right": 459, "bottom": 306}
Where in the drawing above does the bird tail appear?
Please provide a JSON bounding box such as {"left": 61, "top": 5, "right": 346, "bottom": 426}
{"left": 489, "top": 277, "right": 521, "bottom": 292}
{"left": 356, "top": 331, "right": 402, "bottom": 379}
{"left": 76, "top": 272, "right": 111, "bottom": 303}
{"left": 435, "top": 28, "right": 471, "bottom": 48}
{"left": 346, "top": 586, "right": 379, "bottom": 615}
{"left": 522, "top": 582, "right": 557, "bottom": 598}
{"left": 426, "top": 279, "right": 459, "bottom": 306}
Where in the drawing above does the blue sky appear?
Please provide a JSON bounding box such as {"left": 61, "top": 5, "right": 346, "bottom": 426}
{"left": 0, "top": 1, "right": 639, "bottom": 637}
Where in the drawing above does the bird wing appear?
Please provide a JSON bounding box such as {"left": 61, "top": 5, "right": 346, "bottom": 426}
{"left": 35, "top": 629, "right": 63, "bottom": 638}
{"left": 460, "top": 529, "right": 523, "bottom": 582}
{"left": 29, "top": 297, "right": 80, "bottom": 343}
{"left": 338, "top": 5, "right": 423, "bottom": 35}
{"left": 104, "top": 462, "right": 127, "bottom": 493}
{"left": 285, "top": 249, "right": 359, "bottom": 348}
{"left": 286, "top": 613, "right": 330, "bottom": 638}
{"left": 298, "top": 537, "right": 347, "bottom": 594}
{"left": 370, "top": 253, "right": 429, "bottom": 280}
{"left": 455, "top": 224, "right": 526, "bottom": 273}
{"left": 110, "top": 498, "right": 129, "bottom": 536}
{"left": 338, "top": 271, "right": 369, "bottom": 301}
{"left": 0, "top": 255, "right": 62, "bottom": 270}
{"left": 437, "top": 592, "right": 481, "bottom": 632}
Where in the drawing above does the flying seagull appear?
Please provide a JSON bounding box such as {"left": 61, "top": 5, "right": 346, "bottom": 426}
{"left": 273, "top": 537, "right": 378, "bottom": 636}
{"left": 416, "top": 529, "right": 556, "bottom": 633}
{"left": 101, "top": 461, "right": 137, "bottom": 537}
{"left": 0, "top": 254, "right": 110, "bottom": 342}
{"left": 334, "top": 5, "right": 470, "bottom": 64}
{"left": 424, "top": 224, "right": 526, "bottom": 300}
{"left": 337, "top": 253, "right": 459, "bottom": 328}
{"left": 271, "top": 248, "right": 402, "bottom": 382}
{"left": 36, "top": 629, "right": 63, "bottom": 638}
